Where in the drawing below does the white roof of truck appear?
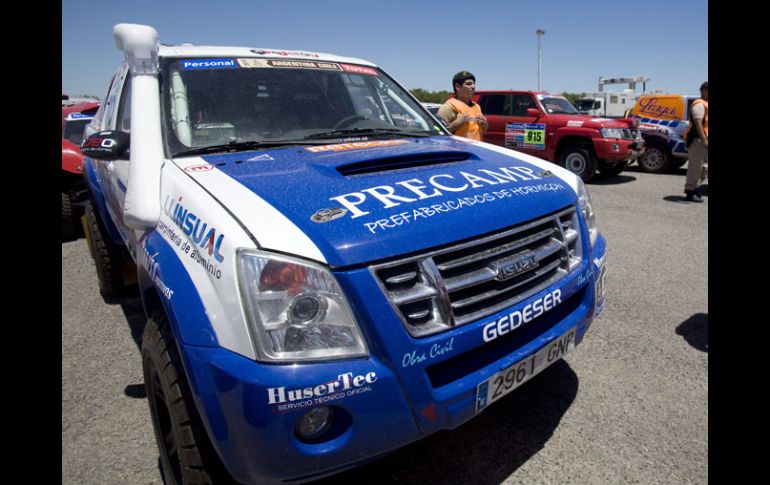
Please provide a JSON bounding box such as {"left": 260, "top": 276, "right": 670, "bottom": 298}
{"left": 158, "top": 44, "right": 377, "bottom": 68}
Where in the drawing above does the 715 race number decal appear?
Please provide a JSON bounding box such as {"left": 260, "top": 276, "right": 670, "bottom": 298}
{"left": 505, "top": 123, "right": 546, "bottom": 150}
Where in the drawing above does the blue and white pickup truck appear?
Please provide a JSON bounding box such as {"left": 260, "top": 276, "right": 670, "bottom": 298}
{"left": 81, "top": 23, "right": 607, "bottom": 485}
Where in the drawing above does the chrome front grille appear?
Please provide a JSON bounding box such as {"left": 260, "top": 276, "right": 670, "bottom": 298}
{"left": 372, "top": 206, "right": 582, "bottom": 337}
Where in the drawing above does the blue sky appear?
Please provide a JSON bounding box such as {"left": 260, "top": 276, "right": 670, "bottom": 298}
{"left": 62, "top": 0, "right": 708, "bottom": 98}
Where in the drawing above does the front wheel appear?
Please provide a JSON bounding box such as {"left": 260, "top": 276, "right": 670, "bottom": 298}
{"left": 597, "top": 159, "right": 628, "bottom": 177}
{"left": 558, "top": 145, "right": 597, "bottom": 182}
{"left": 670, "top": 158, "right": 688, "bottom": 170}
{"left": 637, "top": 141, "right": 671, "bottom": 173}
{"left": 143, "top": 312, "right": 233, "bottom": 485}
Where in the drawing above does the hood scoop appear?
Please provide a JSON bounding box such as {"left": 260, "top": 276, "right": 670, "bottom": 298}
{"left": 337, "top": 151, "right": 474, "bottom": 177}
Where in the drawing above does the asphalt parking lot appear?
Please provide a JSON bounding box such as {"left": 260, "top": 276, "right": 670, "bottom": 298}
{"left": 61, "top": 163, "right": 708, "bottom": 484}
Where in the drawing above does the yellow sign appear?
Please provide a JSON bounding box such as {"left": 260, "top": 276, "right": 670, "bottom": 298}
{"left": 631, "top": 95, "right": 686, "bottom": 120}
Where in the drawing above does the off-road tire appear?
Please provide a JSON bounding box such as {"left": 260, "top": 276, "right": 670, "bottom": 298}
{"left": 637, "top": 139, "right": 671, "bottom": 173}
{"left": 84, "top": 200, "right": 137, "bottom": 297}
{"left": 670, "top": 158, "right": 688, "bottom": 170}
{"left": 558, "top": 144, "right": 597, "bottom": 182}
{"left": 62, "top": 191, "right": 76, "bottom": 240}
{"left": 597, "top": 159, "right": 628, "bottom": 177}
{"left": 142, "top": 312, "right": 233, "bottom": 485}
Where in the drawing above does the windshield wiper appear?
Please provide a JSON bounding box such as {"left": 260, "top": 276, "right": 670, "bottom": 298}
{"left": 304, "top": 128, "right": 434, "bottom": 140}
{"left": 173, "top": 139, "right": 319, "bottom": 157}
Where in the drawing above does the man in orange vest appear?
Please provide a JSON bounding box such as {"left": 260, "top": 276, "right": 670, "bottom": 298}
{"left": 684, "top": 82, "right": 708, "bottom": 202}
{"left": 438, "top": 71, "right": 488, "bottom": 141}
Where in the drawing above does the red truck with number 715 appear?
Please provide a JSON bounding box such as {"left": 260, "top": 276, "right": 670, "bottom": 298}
{"left": 473, "top": 90, "right": 644, "bottom": 181}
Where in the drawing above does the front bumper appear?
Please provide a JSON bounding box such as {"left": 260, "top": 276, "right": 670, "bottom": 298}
{"left": 593, "top": 138, "right": 645, "bottom": 161}
{"left": 179, "top": 235, "right": 608, "bottom": 484}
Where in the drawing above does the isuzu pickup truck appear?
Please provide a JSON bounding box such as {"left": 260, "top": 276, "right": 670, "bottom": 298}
{"left": 474, "top": 90, "right": 644, "bottom": 181}
{"left": 81, "top": 23, "right": 608, "bottom": 484}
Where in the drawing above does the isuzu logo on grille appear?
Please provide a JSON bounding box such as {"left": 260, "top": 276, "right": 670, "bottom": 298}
{"left": 490, "top": 251, "right": 539, "bottom": 281}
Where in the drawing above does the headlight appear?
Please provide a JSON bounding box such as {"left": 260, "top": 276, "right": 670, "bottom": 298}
{"left": 600, "top": 128, "right": 623, "bottom": 139}
{"left": 577, "top": 179, "right": 598, "bottom": 247}
{"left": 237, "top": 250, "right": 368, "bottom": 362}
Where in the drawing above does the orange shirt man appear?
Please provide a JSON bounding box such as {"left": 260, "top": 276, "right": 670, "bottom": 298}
{"left": 437, "top": 71, "right": 488, "bottom": 141}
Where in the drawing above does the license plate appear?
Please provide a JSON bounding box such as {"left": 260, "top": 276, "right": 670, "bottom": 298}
{"left": 475, "top": 327, "right": 577, "bottom": 412}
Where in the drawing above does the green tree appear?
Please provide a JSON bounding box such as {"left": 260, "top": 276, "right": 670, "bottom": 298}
{"left": 561, "top": 92, "right": 586, "bottom": 105}
{"left": 410, "top": 88, "right": 453, "bottom": 104}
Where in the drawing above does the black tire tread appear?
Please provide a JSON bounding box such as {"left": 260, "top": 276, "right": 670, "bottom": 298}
{"left": 637, "top": 139, "right": 671, "bottom": 173}
{"left": 84, "top": 200, "right": 136, "bottom": 297}
{"left": 62, "top": 191, "right": 76, "bottom": 240}
{"left": 597, "top": 159, "right": 628, "bottom": 176}
{"left": 558, "top": 143, "right": 597, "bottom": 182}
{"left": 142, "top": 313, "right": 234, "bottom": 485}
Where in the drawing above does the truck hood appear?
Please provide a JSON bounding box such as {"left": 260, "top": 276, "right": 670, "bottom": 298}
{"left": 181, "top": 137, "right": 579, "bottom": 267}
{"left": 545, "top": 113, "right": 631, "bottom": 129}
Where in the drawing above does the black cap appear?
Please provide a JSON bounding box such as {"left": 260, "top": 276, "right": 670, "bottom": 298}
{"left": 452, "top": 71, "right": 475, "bottom": 87}
{"left": 700, "top": 81, "right": 708, "bottom": 90}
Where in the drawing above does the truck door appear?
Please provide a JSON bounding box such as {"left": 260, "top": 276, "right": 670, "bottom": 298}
{"left": 477, "top": 93, "right": 509, "bottom": 146}
{"left": 502, "top": 94, "right": 545, "bottom": 157}
{"left": 98, "top": 74, "right": 135, "bottom": 252}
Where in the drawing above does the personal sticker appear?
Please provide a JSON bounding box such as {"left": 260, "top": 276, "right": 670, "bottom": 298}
{"left": 181, "top": 59, "right": 238, "bottom": 70}
{"left": 66, "top": 112, "right": 93, "bottom": 120}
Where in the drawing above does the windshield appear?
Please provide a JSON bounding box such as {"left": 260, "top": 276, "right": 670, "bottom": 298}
{"left": 63, "top": 118, "right": 92, "bottom": 145}
{"left": 161, "top": 58, "right": 446, "bottom": 155}
{"left": 573, "top": 99, "right": 595, "bottom": 112}
{"left": 537, "top": 95, "right": 579, "bottom": 115}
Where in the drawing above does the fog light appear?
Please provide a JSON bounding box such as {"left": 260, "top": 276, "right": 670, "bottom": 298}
{"left": 296, "top": 406, "right": 333, "bottom": 440}
{"left": 612, "top": 143, "right": 620, "bottom": 152}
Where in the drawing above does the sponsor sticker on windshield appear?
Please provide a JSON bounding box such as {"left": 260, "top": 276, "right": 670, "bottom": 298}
{"left": 341, "top": 64, "right": 378, "bottom": 76}
{"left": 250, "top": 49, "right": 320, "bottom": 58}
{"left": 181, "top": 59, "right": 238, "bottom": 70}
{"left": 66, "top": 112, "right": 93, "bottom": 120}
{"left": 237, "top": 58, "right": 342, "bottom": 71}
{"left": 505, "top": 123, "right": 545, "bottom": 150}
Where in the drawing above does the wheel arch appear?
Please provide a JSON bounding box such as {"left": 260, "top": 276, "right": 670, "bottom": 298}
{"left": 556, "top": 135, "right": 595, "bottom": 159}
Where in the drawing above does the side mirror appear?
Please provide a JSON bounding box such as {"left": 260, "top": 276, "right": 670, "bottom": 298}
{"left": 526, "top": 108, "right": 540, "bottom": 117}
{"left": 81, "top": 131, "right": 130, "bottom": 160}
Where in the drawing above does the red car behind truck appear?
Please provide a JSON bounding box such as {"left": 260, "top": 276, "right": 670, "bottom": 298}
{"left": 473, "top": 90, "right": 644, "bottom": 181}
{"left": 62, "top": 101, "right": 100, "bottom": 239}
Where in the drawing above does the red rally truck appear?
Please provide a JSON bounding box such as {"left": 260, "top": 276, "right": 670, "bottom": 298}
{"left": 473, "top": 90, "right": 644, "bottom": 181}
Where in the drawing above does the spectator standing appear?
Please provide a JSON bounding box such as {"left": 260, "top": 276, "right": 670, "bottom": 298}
{"left": 438, "top": 71, "right": 488, "bottom": 141}
{"left": 684, "top": 82, "right": 708, "bottom": 202}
